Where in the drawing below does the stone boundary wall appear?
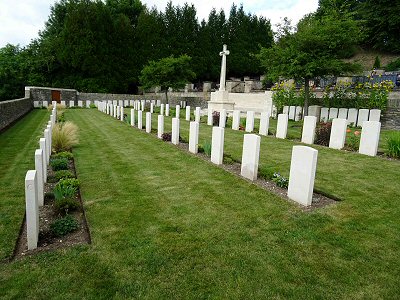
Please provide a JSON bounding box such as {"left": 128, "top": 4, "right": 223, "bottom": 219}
{"left": 0, "top": 97, "right": 33, "bottom": 131}
{"left": 382, "top": 93, "right": 400, "bottom": 129}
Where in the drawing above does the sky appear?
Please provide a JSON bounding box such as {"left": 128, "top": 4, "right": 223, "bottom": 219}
{"left": 0, "top": 0, "right": 319, "bottom": 48}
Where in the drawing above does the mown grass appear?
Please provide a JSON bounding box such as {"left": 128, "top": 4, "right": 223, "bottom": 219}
{"left": 1, "top": 108, "right": 399, "bottom": 298}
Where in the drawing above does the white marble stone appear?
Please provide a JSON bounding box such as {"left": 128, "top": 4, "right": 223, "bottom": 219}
{"left": 34, "top": 149, "right": 44, "bottom": 206}
{"left": 118, "top": 100, "right": 123, "bottom": 107}
{"left": 113, "top": 105, "right": 117, "bottom": 118}
{"left": 329, "top": 118, "right": 347, "bottom": 149}
{"left": 272, "top": 105, "right": 278, "bottom": 118}
{"left": 328, "top": 108, "right": 338, "bottom": 120}
{"left": 141, "top": 101, "right": 145, "bottom": 111}
{"left": 130, "top": 109, "right": 135, "bottom": 126}
{"left": 176, "top": 105, "right": 180, "bottom": 119}
{"left": 357, "top": 109, "right": 369, "bottom": 127}
{"left": 171, "top": 118, "right": 180, "bottom": 145}
{"left": 130, "top": 100, "right": 134, "bottom": 107}
{"left": 150, "top": 103, "right": 154, "bottom": 113}
{"left": 338, "top": 108, "right": 348, "bottom": 119}
{"left": 259, "top": 112, "right": 270, "bottom": 136}
{"left": 289, "top": 106, "right": 296, "bottom": 120}
{"left": 120, "top": 107, "right": 124, "bottom": 121}
{"left": 308, "top": 105, "right": 321, "bottom": 121}
{"left": 211, "top": 127, "right": 224, "bottom": 165}
{"left": 186, "top": 106, "right": 191, "bottom": 121}
{"left": 44, "top": 129, "right": 51, "bottom": 161}
{"left": 207, "top": 109, "right": 213, "bottom": 125}
{"left": 195, "top": 107, "right": 201, "bottom": 123}
{"left": 295, "top": 106, "right": 302, "bottom": 121}
{"left": 39, "top": 138, "right": 47, "bottom": 182}
{"left": 25, "top": 170, "right": 39, "bottom": 250}
{"left": 189, "top": 121, "right": 199, "bottom": 154}
{"left": 160, "top": 104, "right": 164, "bottom": 115}
{"left": 287, "top": 146, "right": 318, "bottom": 206}
{"left": 69, "top": 101, "right": 75, "bottom": 107}
{"left": 146, "top": 112, "right": 152, "bottom": 133}
{"left": 43, "top": 101, "right": 48, "bottom": 108}
{"left": 78, "top": 101, "right": 83, "bottom": 107}
{"left": 124, "top": 100, "right": 129, "bottom": 107}
{"left": 158, "top": 115, "right": 164, "bottom": 139}
{"left": 347, "top": 108, "right": 358, "bottom": 126}
{"left": 359, "top": 121, "right": 381, "bottom": 156}
{"left": 218, "top": 44, "right": 230, "bottom": 92}
{"left": 113, "top": 100, "right": 117, "bottom": 106}
{"left": 219, "top": 109, "right": 227, "bottom": 128}
{"left": 283, "top": 106, "right": 289, "bottom": 115}
{"left": 61, "top": 101, "right": 66, "bottom": 106}
{"left": 276, "top": 114, "right": 288, "bottom": 139}
{"left": 240, "top": 134, "right": 261, "bottom": 181}
{"left": 301, "top": 116, "right": 317, "bottom": 144}
{"left": 86, "top": 101, "right": 91, "bottom": 108}
{"left": 320, "top": 107, "right": 329, "bottom": 122}
{"left": 137, "top": 110, "right": 143, "bottom": 129}
{"left": 245, "top": 111, "right": 255, "bottom": 132}
{"left": 166, "top": 104, "right": 170, "bottom": 116}
{"left": 156, "top": 100, "right": 161, "bottom": 107}
{"left": 33, "top": 101, "right": 40, "bottom": 108}
{"left": 232, "top": 110, "right": 240, "bottom": 130}
{"left": 369, "top": 109, "right": 381, "bottom": 122}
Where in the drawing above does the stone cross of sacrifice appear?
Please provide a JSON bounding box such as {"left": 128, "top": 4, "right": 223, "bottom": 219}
{"left": 219, "top": 44, "right": 230, "bottom": 91}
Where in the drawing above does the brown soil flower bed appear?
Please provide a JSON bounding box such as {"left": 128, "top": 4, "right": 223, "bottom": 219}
{"left": 12, "top": 157, "right": 91, "bottom": 260}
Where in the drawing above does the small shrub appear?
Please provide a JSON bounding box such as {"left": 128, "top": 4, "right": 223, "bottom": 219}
{"left": 44, "top": 192, "right": 55, "bottom": 201}
{"left": 89, "top": 103, "right": 96, "bottom": 108}
{"left": 50, "top": 215, "right": 79, "bottom": 237}
{"left": 54, "top": 170, "right": 75, "bottom": 181}
{"left": 162, "top": 132, "right": 172, "bottom": 142}
{"left": 223, "top": 155, "right": 234, "bottom": 164}
{"left": 57, "top": 113, "right": 65, "bottom": 123}
{"left": 203, "top": 141, "right": 212, "bottom": 156}
{"left": 387, "top": 132, "right": 400, "bottom": 158}
{"left": 258, "top": 166, "right": 275, "bottom": 180}
{"left": 53, "top": 183, "right": 77, "bottom": 201}
{"left": 315, "top": 122, "right": 332, "bottom": 146}
{"left": 50, "top": 157, "right": 68, "bottom": 171}
{"left": 272, "top": 173, "right": 289, "bottom": 189}
{"left": 53, "top": 183, "right": 79, "bottom": 214}
{"left": 52, "top": 121, "right": 79, "bottom": 152}
{"left": 55, "top": 197, "right": 80, "bottom": 214}
{"left": 345, "top": 132, "right": 360, "bottom": 151}
{"left": 58, "top": 178, "right": 80, "bottom": 190}
{"left": 52, "top": 151, "right": 73, "bottom": 160}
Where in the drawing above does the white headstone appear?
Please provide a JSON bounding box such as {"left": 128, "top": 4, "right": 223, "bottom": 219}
{"left": 43, "top": 101, "right": 48, "bottom": 108}
{"left": 150, "top": 103, "right": 154, "bottom": 113}
{"left": 186, "top": 106, "right": 191, "bottom": 121}
{"left": 301, "top": 116, "right": 317, "bottom": 144}
{"left": 113, "top": 105, "right": 117, "bottom": 118}
{"left": 120, "top": 107, "right": 124, "bottom": 121}
{"left": 156, "top": 100, "right": 161, "bottom": 107}
{"left": 289, "top": 106, "right": 296, "bottom": 120}
{"left": 272, "top": 105, "right": 278, "bottom": 119}
{"left": 172, "top": 118, "right": 180, "bottom": 145}
{"left": 295, "top": 106, "right": 302, "bottom": 121}
{"left": 240, "top": 134, "right": 261, "bottom": 181}
{"left": 347, "top": 108, "right": 358, "bottom": 126}
{"left": 287, "top": 146, "right": 318, "bottom": 206}
{"left": 118, "top": 100, "right": 123, "bottom": 107}
{"left": 359, "top": 121, "right": 381, "bottom": 156}
{"left": 34, "top": 101, "right": 40, "bottom": 108}
{"left": 369, "top": 109, "right": 381, "bottom": 122}
{"left": 39, "top": 138, "right": 47, "bottom": 181}
{"left": 329, "top": 118, "right": 347, "bottom": 149}
{"left": 130, "top": 100, "right": 134, "bottom": 107}
{"left": 207, "top": 109, "right": 213, "bottom": 126}
{"left": 259, "top": 112, "right": 270, "bottom": 136}
{"left": 78, "top": 101, "right": 83, "bottom": 107}
{"left": 357, "top": 109, "right": 369, "bottom": 127}
{"left": 69, "top": 100, "right": 75, "bottom": 107}
{"left": 44, "top": 128, "right": 51, "bottom": 160}
{"left": 130, "top": 109, "right": 135, "bottom": 126}
{"left": 176, "top": 105, "right": 180, "bottom": 119}
{"left": 276, "top": 114, "right": 288, "bottom": 139}
{"left": 165, "top": 104, "right": 170, "bottom": 116}
{"left": 145, "top": 112, "right": 152, "bottom": 133}
{"left": 283, "top": 106, "right": 289, "bottom": 115}
{"left": 219, "top": 109, "right": 227, "bottom": 128}
{"left": 86, "top": 101, "right": 91, "bottom": 108}
{"left": 195, "top": 107, "right": 201, "bottom": 123}
{"left": 137, "top": 110, "right": 143, "bottom": 129}
{"left": 113, "top": 100, "right": 117, "bottom": 106}
{"left": 189, "top": 121, "right": 199, "bottom": 154}
{"left": 124, "top": 100, "right": 129, "bottom": 107}
{"left": 34, "top": 149, "right": 44, "bottom": 206}
{"left": 329, "top": 108, "right": 338, "bottom": 120}
{"left": 141, "top": 101, "right": 145, "bottom": 111}
{"left": 160, "top": 104, "right": 164, "bottom": 115}
{"left": 61, "top": 101, "right": 66, "bottom": 106}
{"left": 245, "top": 111, "right": 255, "bottom": 132}
{"left": 25, "top": 170, "right": 39, "bottom": 250}
{"left": 338, "top": 108, "right": 348, "bottom": 119}
{"left": 232, "top": 110, "right": 240, "bottom": 130}
{"left": 211, "top": 127, "right": 224, "bottom": 165}
{"left": 320, "top": 107, "right": 329, "bottom": 122}
{"left": 158, "top": 115, "right": 164, "bottom": 139}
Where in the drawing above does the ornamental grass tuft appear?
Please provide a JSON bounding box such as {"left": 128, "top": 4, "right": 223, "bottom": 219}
{"left": 52, "top": 121, "right": 79, "bottom": 152}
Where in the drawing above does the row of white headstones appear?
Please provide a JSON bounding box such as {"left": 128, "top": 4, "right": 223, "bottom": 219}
{"left": 97, "top": 100, "right": 326, "bottom": 207}
{"left": 24, "top": 103, "right": 57, "bottom": 250}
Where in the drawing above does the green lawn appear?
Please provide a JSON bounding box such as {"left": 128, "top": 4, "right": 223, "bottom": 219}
{"left": 1, "top": 108, "right": 399, "bottom": 299}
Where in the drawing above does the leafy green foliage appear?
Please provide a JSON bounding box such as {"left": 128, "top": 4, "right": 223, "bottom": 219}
{"left": 203, "top": 141, "right": 212, "bottom": 156}
{"left": 345, "top": 130, "right": 361, "bottom": 151}
{"left": 386, "top": 132, "right": 400, "bottom": 158}
{"left": 50, "top": 157, "right": 68, "bottom": 171}
{"left": 54, "top": 170, "right": 75, "bottom": 181}
{"left": 50, "top": 214, "right": 79, "bottom": 237}
{"left": 57, "top": 178, "right": 80, "bottom": 190}
{"left": 373, "top": 56, "right": 381, "bottom": 69}
{"left": 53, "top": 179, "right": 79, "bottom": 214}
{"left": 258, "top": 166, "right": 275, "bottom": 180}
{"left": 52, "top": 151, "right": 73, "bottom": 160}
{"left": 272, "top": 173, "right": 289, "bottom": 189}
{"left": 385, "top": 58, "right": 400, "bottom": 72}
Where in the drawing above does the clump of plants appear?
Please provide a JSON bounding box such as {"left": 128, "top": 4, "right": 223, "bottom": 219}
{"left": 52, "top": 121, "right": 79, "bottom": 152}
{"left": 58, "top": 178, "right": 80, "bottom": 190}
{"left": 50, "top": 157, "right": 69, "bottom": 171}
{"left": 162, "top": 132, "right": 172, "bottom": 142}
{"left": 272, "top": 173, "right": 289, "bottom": 189}
{"left": 50, "top": 215, "right": 79, "bottom": 237}
{"left": 203, "top": 141, "right": 212, "bottom": 156}
{"left": 386, "top": 131, "right": 400, "bottom": 158}
{"left": 258, "top": 166, "right": 275, "bottom": 180}
{"left": 54, "top": 170, "right": 75, "bottom": 181}
{"left": 52, "top": 151, "right": 73, "bottom": 160}
{"left": 223, "top": 154, "right": 236, "bottom": 165}
{"left": 57, "top": 112, "right": 65, "bottom": 123}
{"left": 53, "top": 182, "right": 79, "bottom": 214}
{"left": 89, "top": 103, "right": 97, "bottom": 109}
{"left": 315, "top": 122, "right": 332, "bottom": 146}
{"left": 345, "top": 130, "right": 361, "bottom": 151}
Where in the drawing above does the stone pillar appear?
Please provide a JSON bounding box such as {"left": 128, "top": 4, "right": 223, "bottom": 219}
{"left": 329, "top": 118, "right": 347, "bottom": 149}
{"left": 232, "top": 110, "right": 240, "bottom": 130}
{"left": 195, "top": 107, "right": 201, "bottom": 123}
{"left": 240, "top": 134, "right": 261, "bottom": 181}
{"left": 130, "top": 109, "right": 135, "bottom": 126}
{"left": 172, "top": 118, "right": 180, "bottom": 145}
{"left": 287, "top": 146, "right": 318, "bottom": 206}
{"left": 276, "top": 114, "right": 288, "bottom": 139}
{"left": 245, "top": 111, "right": 255, "bottom": 132}
{"left": 211, "top": 127, "right": 224, "bottom": 165}
{"left": 189, "top": 121, "right": 199, "bottom": 154}
{"left": 158, "top": 115, "right": 164, "bottom": 139}
{"left": 34, "top": 149, "right": 44, "bottom": 206}
{"left": 219, "top": 109, "right": 227, "bottom": 128}
{"left": 207, "top": 109, "right": 213, "bottom": 126}
{"left": 166, "top": 104, "right": 170, "bottom": 117}
{"left": 138, "top": 110, "right": 143, "bottom": 129}
{"left": 301, "top": 116, "right": 317, "bottom": 145}
{"left": 160, "top": 104, "right": 164, "bottom": 116}
{"left": 25, "top": 170, "right": 39, "bottom": 250}
{"left": 176, "top": 105, "right": 180, "bottom": 119}
{"left": 186, "top": 106, "right": 191, "bottom": 121}
{"left": 146, "top": 112, "right": 152, "bottom": 133}
{"left": 259, "top": 112, "right": 270, "bottom": 136}
{"left": 359, "top": 121, "right": 381, "bottom": 156}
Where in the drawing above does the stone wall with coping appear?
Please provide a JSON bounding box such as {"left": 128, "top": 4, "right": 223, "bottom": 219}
{"left": 28, "top": 87, "right": 77, "bottom": 106}
{"left": 0, "top": 97, "right": 32, "bottom": 131}
{"left": 382, "top": 93, "right": 400, "bottom": 129}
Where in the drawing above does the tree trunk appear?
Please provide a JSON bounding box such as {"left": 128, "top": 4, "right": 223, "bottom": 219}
{"left": 303, "top": 77, "right": 310, "bottom": 118}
